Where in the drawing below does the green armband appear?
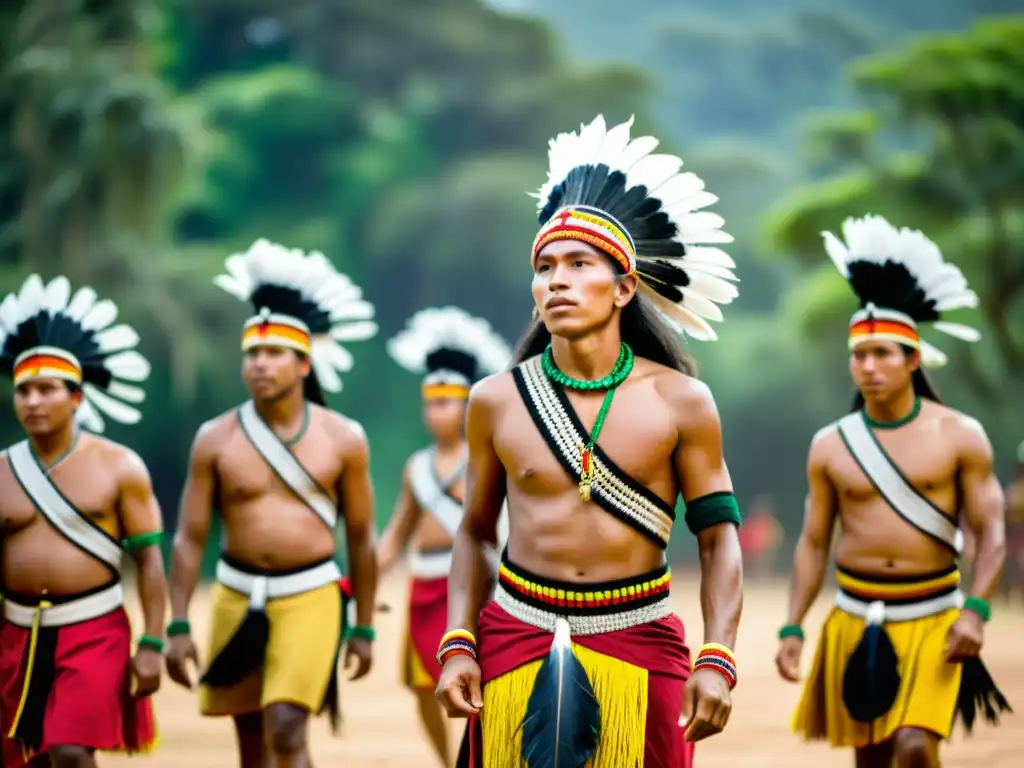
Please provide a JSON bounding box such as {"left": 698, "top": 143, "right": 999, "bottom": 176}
{"left": 962, "top": 596, "right": 991, "bottom": 623}
{"left": 684, "top": 491, "right": 742, "bottom": 535}
{"left": 138, "top": 634, "right": 165, "bottom": 654}
{"left": 123, "top": 531, "right": 163, "bottom": 552}
{"left": 779, "top": 624, "right": 805, "bottom": 641}
{"left": 167, "top": 619, "right": 191, "bottom": 637}
{"left": 348, "top": 625, "right": 376, "bottom": 643}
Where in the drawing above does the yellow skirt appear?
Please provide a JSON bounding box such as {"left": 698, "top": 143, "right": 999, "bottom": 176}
{"left": 198, "top": 581, "right": 342, "bottom": 716}
{"left": 792, "top": 597, "right": 962, "bottom": 747}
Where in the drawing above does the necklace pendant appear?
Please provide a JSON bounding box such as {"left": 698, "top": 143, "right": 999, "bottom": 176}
{"left": 578, "top": 444, "right": 595, "bottom": 502}
{"left": 579, "top": 480, "right": 592, "bottom": 502}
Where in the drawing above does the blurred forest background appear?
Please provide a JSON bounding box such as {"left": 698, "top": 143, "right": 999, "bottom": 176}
{"left": 1, "top": 0, "right": 1021, "bottom": 575}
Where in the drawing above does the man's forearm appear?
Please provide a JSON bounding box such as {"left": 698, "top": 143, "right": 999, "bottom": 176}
{"left": 968, "top": 522, "right": 1006, "bottom": 601}
{"left": 697, "top": 525, "right": 743, "bottom": 648}
{"left": 169, "top": 536, "right": 203, "bottom": 620}
{"left": 347, "top": 531, "right": 378, "bottom": 626}
{"left": 786, "top": 537, "right": 830, "bottom": 626}
{"left": 137, "top": 549, "right": 168, "bottom": 639}
{"left": 446, "top": 527, "right": 492, "bottom": 635}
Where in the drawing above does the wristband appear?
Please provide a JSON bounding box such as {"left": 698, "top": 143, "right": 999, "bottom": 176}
{"left": 962, "top": 596, "right": 991, "bottom": 623}
{"left": 167, "top": 619, "right": 191, "bottom": 637}
{"left": 138, "top": 634, "right": 165, "bottom": 654}
{"left": 778, "top": 624, "right": 805, "bottom": 641}
{"left": 349, "top": 625, "right": 376, "bottom": 642}
{"left": 436, "top": 628, "right": 478, "bottom": 666}
{"left": 693, "top": 643, "right": 737, "bottom": 689}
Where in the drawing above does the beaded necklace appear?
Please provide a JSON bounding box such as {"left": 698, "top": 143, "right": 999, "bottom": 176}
{"left": 540, "top": 343, "right": 635, "bottom": 501}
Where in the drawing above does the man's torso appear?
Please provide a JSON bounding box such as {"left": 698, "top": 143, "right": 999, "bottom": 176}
{"left": 821, "top": 400, "right": 965, "bottom": 574}
{"left": 0, "top": 435, "right": 125, "bottom": 596}
{"left": 409, "top": 443, "right": 466, "bottom": 554}
{"left": 210, "top": 403, "right": 348, "bottom": 571}
{"left": 489, "top": 356, "right": 684, "bottom": 581}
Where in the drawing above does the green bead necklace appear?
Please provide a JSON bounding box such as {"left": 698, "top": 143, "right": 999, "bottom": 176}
{"left": 541, "top": 343, "right": 635, "bottom": 501}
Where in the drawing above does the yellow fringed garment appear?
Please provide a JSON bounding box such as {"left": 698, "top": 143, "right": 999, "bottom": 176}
{"left": 482, "top": 643, "right": 648, "bottom": 768}
{"left": 791, "top": 568, "right": 963, "bottom": 747}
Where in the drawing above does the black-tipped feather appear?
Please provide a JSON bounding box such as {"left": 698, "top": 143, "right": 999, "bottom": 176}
{"left": 519, "top": 619, "right": 600, "bottom": 768}
{"left": 424, "top": 347, "right": 478, "bottom": 381}
{"left": 846, "top": 261, "right": 939, "bottom": 322}
{"left": 250, "top": 284, "right": 332, "bottom": 334}
{"left": 200, "top": 610, "right": 269, "bottom": 687}
{"left": 956, "top": 656, "right": 1013, "bottom": 733}
{"left": 0, "top": 310, "right": 111, "bottom": 386}
{"left": 842, "top": 624, "right": 901, "bottom": 722}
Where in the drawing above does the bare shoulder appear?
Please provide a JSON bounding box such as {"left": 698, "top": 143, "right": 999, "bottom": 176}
{"left": 643, "top": 360, "right": 718, "bottom": 430}
{"left": 191, "top": 409, "right": 239, "bottom": 459}
{"left": 316, "top": 405, "right": 369, "bottom": 459}
{"left": 925, "top": 401, "right": 992, "bottom": 461}
{"left": 470, "top": 369, "right": 517, "bottom": 407}
{"left": 85, "top": 434, "right": 153, "bottom": 487}
{"left": 808, "top": 421, "right": 843, "bottom": 466}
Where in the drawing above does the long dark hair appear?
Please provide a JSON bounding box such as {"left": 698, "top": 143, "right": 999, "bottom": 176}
{"left": 303, "top": 369, "right": 326, "bottom": 406}
{"left": 850, "top": 346, "right": 943, "bottom": 411}
{"left": 511, "top": 290, "right": 697, "bottom": 376}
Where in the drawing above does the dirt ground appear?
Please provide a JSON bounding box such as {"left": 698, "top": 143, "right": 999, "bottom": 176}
{"left": 105, "top": 572, "right": 1022, "bottom": 767}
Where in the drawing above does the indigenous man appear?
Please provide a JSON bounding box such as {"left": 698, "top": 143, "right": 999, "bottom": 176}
{"left": 165, "top": 239, "right": 380, "bottom": 768}
{"left": 0, "top": 274, "right": 165, "bottom": 767}
{"left": 776, "top": 215, "right": 1011, "bottom": 767}
{"left": 435, "top": 115, "right": 745, "bottom": 767}
{"left": 378, "top": 306, "right": 512, "bottom": 766}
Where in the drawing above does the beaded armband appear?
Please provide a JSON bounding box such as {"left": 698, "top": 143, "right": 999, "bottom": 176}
{"left": 436, "top": 629, "right": 478, "bottom": 666}
{"left": 693, "top": 643, "right": 737, "bottom": 689}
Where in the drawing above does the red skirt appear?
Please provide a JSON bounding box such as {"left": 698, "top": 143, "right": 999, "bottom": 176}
{"left": 0, "top": 606, "right": 156, "bottom": 766}
{"left": 405, "top": 576, "right": 449, "bottom": 688}
{"left": 461, "top": 601, "right": 695, "bottom": 768}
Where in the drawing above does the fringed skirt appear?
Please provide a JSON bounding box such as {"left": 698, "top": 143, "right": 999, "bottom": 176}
{"left": 0, "top": 583, "right": 157, "bottom": 767}
{"left": 459, "top": 556, "right": 695, "bottom": 768}
{"left": 198, "top": 556, "right": 344, "bottom": 721}
{"left": 792, "top": 566, "right": 1009, "bottom": 748}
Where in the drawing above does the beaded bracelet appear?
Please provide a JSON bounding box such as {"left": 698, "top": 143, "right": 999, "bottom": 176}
{"left": 962, "top": 596, "right": 991, "bottom": 623}
{"left": 436, "top": 628, "right": 478, "bottom": 666}
{"left": 138, "top": 634, "right": 166, "bottom": 654}
{"left": 693, "top": 643, "right": 737, "bottom": 689}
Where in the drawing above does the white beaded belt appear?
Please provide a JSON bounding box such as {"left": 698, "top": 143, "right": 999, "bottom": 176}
{"left": 835, "top": 587, "right": 963, "bottom": 623}
{"left": 494, "top": 582, "right": 672, "bottom": 636}
{"left": 217, "top": 558, "right": 341, "bottom": 610}
{"left": 2, "top": 583, "right": 124, "bottom": 628}
{"left": 409, "top": 549, "right": 453, "bottom": 579}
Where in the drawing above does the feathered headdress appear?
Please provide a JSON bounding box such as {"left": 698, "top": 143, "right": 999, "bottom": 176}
{"left": 530, "top": 115, "right": 739, "bottom": 340}
{"left": 387, "top": 306, "right": 511, "bottom": 399}
{"left": 0, "top": 274, "right": 151, "bottom": 433}
{"left": 214, "top": 238, "right": 378, "bottom": 393}
{"left": 822, "top": 215, "right": 980, "bottom": 367}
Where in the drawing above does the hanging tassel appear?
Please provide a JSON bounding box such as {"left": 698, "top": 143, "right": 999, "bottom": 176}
{"left": 201, "top": 579, "right": 270, "bottom": 687}
{"left": 955, "top": 656, "right": 1013, "bottom": 734}
{"left": 10, "top": 611, "right": 58, "bottom": 755}
{"left": 842, "top": 601, "right": 901, "bottom": 723}
{"left": 519, "top": 618, "right": 601, "bottom": 768}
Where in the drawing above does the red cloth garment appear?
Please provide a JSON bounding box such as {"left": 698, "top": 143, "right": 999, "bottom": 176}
{"left": 0, "top": 607, "right": 156, "bottom": 767}
{"left": 465, "top": 600, "right": 695, "bottom": 768}
{"left": 406, "top": 576, "right": 449, "bottom": 687}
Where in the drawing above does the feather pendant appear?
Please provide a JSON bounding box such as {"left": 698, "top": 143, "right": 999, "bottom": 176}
{"left": 520, "top": 618, "right": 600, "bottom": 768}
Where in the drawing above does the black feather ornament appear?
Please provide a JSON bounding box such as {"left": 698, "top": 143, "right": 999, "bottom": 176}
{"left": 842, "top": 602, "right": 901, "bottom": 723}
{"left": 955, "top": 656, "right": 1013, "bottom": 734}
{"left": 519, "top": 618, "right": 601, "bottom": 768}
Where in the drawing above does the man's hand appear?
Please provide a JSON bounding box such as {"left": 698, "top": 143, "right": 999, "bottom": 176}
{"left": 345, "top": 636, "right": 373, "bottom": 681}
{"left": 131, "top": 648, "right": 163, "bottom": 698}
{"left": 681, "top": 668, "right": 732, "bottom": 742}
{"left": 436, "top": 654, "right": 483, "bottom": 718}
{"left": 944, "top": 610, "right": 984, "bottom": 662}
{"left": 775, "top": 635, "right": 803, "bottom": 682}
{"left": 166, "top": 634, "right": 200, "bottom": 690}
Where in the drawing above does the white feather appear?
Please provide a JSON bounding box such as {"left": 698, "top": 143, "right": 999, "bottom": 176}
{"left": 82, "top": 299, "right": 118, "bottom": 331}
{"left": 75, "top": 398, "right": 105, "bottom": 433}
{"left": 388, "top": 306, "right": 513, "bottom": 377}
{"left": 0, "top": 294, "right": 20, "bottom": 331}
{"left": 43, "top": 276, "right": 71, "bottom": 313}
{"left": 104, "top": 350, "right": 151, "bottom": 382}
{"left": 932, "top": 321, "right": 982, "bottom": 342}
{"left": 681, "top": 271, "right": 739, "bottom": 304}
{"left": 330, "top": 321, "right": 378, "bottom": 342}
{"left": 95, "top": 324, "right": 140, "bottom": 353}
{"left": 919, "top": 340, "right": 948, "bottom": 368}
{"left": 106, "top": 380, "right": 146, "bottom": 403}
{"left": 65, "top": 286, "right": 98, "bottom": 322}
{"left": 83, "top": 382, "right": 142, "bottom": 425}
{"left": 18, "top": 274, "right": 45, "bottom": 319}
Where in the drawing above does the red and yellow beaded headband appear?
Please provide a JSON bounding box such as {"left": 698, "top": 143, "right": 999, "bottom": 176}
{"left": 13, "top": 346, "right": 83, "bottom": 386}
{"left": 422, "top": 383, "right": 471, "bottom": 401}
{"left": 848, "top": 304, "right": 919, "bottom": 352}
{"left": 241, "top": 310, "right": 312, "bottom": 355}
{"left": 532, "top": 205, "right": 636, "bottom": 274}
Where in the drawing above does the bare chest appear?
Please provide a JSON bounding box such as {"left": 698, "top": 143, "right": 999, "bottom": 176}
{"left": 0, "top": 457, "right": 119, "bottom": 531}
{"left": 497, "top": 385, "right": 677, "bottom": 493}
{"left": 830, "top": 427, "right": 958, "bottom": 502}
{"left": 217, "top": 431, "right": 342, "bottom": 503}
